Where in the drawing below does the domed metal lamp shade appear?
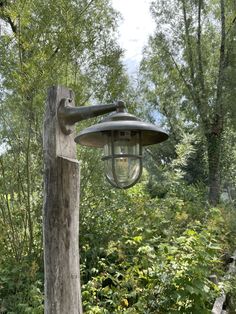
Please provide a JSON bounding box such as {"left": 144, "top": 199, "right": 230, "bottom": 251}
{"left": 75, "top": 107, "right": 168, "bottom": 189}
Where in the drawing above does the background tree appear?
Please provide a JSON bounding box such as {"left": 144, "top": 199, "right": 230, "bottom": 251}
{"left": 140, "top": 0, "right": 236, "bottom": 205}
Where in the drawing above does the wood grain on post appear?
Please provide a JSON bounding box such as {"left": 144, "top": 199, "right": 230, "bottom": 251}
{"left": 211, "top": 250, "right": 236, "bottom": 314}
{"left": 43, "top": 86, "right": 82, "bottom": 314}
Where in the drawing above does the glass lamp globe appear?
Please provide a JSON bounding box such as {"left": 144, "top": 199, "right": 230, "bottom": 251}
{"left": 102, "top": 130, "right": 142, "bottom": 188}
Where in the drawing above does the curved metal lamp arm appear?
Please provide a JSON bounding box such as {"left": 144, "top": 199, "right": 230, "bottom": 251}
{"left": 58, "top": 98, "right": 125, "bottom": 135}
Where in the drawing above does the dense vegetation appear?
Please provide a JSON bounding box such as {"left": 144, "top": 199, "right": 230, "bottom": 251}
{"left": 0, "top": 0, "right": 235, "bottom": 313}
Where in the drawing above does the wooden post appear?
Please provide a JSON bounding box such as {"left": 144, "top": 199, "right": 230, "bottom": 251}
{"left": 43, "top": 86, "right": 83, "bottom": 314}
{"left": 211, "top": 250, "right": 236, "bottom": 314}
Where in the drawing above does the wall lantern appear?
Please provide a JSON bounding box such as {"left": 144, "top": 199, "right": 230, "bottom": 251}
{"left": 58, "top": 98, "right": 168, "bottom": 189}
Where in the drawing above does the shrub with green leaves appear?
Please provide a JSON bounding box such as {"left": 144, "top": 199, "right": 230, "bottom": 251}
{"left": 81, "top": 185, "right": 223, "bottom": 313}
{"left": 0, "top": 260, "right": 43, "bottom": 314}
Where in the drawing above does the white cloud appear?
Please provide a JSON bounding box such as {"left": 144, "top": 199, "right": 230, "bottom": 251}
{"left": 112, "top": 0, "right": 155, "bottom": 73}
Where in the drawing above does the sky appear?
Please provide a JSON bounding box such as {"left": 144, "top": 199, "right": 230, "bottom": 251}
{"left": 111, "top": 0, "right": 155, "bottom": 75}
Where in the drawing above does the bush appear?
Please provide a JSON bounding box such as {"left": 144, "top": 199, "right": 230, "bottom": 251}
{"left": 81, "top": 185, "right": 223, "bottom": 313}
{"left": 0, "top": 260, "right": 43, "bottom": 314}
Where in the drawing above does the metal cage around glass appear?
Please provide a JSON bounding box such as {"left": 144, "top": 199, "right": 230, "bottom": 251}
{"left": 102, "top": 130, "right": 142, "bottom": 188}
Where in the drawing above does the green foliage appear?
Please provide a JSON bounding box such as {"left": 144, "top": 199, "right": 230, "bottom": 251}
{"left": 145, "top": 131, "right": 208, "bottom": 201}
{"left": 0, "top": 0, "right": 235, "bottom": 312}
{"left": 226, "top": 275, "right": 236, "bottom": 313}
{"left": 80, "top": 182, "right": 226, "bottom": 313}
{"left": 221, "top": 126, "right": 236, "bottom": 201}
{"left": 0, "top": 260, "right": 43, "bottom": 313}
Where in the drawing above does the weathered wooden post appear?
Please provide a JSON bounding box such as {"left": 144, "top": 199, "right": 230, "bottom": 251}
{"left": 43, "top": 86, "right": 83, "bottom": 314}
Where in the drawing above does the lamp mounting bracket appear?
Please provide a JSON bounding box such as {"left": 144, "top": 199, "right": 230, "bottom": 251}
{"left": 58, "top": 98, "right": 125, "bottom": 135}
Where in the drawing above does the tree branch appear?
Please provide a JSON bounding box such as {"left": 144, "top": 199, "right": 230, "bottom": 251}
{"left": 197, "top": 0, "right": 205, "bottom": 97}
{"left": 0, "top": 0, "right": 17, "bottom": 34}
{"left": 182, "top": 0, "right": 195, "bottom": 86}
{"left": 167, "top": 48, "right": 196, "bottom": 103}
{"left": 78, "top": 0, "right": 96, "bottom": 19}
{"left": 226, "top": 15, "right": 236, "bottom": 37}
{"left": 181, "top": 0, "right": 209, "bottom": 131}
{"left": 214, "top": 0, "right": 226, "bottom": 133}
{"left": 7, "top": 16, "right": 17, "bottom": 33}
{"left": 162, "top": 44, "right": 209, "bottom": 130}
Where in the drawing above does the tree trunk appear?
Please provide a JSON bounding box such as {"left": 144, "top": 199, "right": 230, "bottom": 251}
{"left": 207, "top": 0, "right": 226, "bottom": 206}
{"left": 43, "top": 86, "right": 83, "bottom": 314}
{"left": 207, "top": 131, "right": 222, "bottom": 206}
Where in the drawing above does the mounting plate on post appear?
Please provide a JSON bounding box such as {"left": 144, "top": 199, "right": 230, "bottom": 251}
{"left": 57, "top": 98, "right": 75, "bottom": 135}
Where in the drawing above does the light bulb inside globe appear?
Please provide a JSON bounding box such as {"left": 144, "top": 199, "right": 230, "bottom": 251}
{"left": 102, "top": 130, "right": 142, "bottom": 188}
